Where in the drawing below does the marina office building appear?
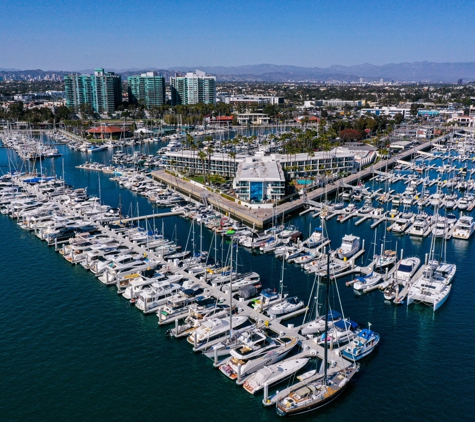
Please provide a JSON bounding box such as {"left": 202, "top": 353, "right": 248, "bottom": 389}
{"left": 162, "top": 148, "right": 363, "bottom": 183}
{"left": 127, "top": 72, "right": 165, "bottom": 108}
{"left": 170, "top": 70, "right": 216, "bottom": 105}
{"left": 64, "top": 68, "right": 122, "bottom": 114}
{"left": 233, "top": 154, "right": 286, "bottom": 203}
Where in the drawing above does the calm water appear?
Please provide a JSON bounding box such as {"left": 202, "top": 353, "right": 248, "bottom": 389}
{"left": 0, "top": 143, "right": 474, "bottom": 421}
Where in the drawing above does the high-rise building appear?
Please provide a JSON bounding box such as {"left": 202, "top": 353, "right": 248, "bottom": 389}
{"left": 127, "top": 72, "right": 165, "bottom": 108}
{"left": 64, "top": 68, "right": 122, "bottom": 114}
{"left": 170, "top": 70, "right": 216, "bottom": 105}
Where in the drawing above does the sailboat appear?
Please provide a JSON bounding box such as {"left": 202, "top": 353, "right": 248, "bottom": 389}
{"left": 267, "top": 255, "right": 304, "bottom": 316}
{"left": 406, "top": 220, "right": 456, "bottom": 311}
{"left": 275, "top": 253, "right": 359, "bottom": 416}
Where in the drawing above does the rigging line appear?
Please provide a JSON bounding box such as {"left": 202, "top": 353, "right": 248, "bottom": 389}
{"left": 303, "top": 271, "right": 319, "bottom": 325}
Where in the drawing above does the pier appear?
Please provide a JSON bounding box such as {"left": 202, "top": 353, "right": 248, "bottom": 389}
{"left": 12, "top": 176, "right": 354, "bottom": 390}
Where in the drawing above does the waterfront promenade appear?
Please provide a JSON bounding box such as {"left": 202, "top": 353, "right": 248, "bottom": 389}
{"left": 153, "top": 137, "right": 442, "bottom": 228}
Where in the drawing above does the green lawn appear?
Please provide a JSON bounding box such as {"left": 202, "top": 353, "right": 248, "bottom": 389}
{"left": 191, "top": 175, "right": 205, "bottom": 184}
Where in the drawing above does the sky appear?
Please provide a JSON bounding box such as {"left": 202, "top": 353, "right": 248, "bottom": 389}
{"left": 1, "top": 0, "right": 474, "bottom": 71}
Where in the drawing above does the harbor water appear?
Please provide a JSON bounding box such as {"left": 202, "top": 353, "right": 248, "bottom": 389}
{"left": 0, "top": 142, "right": 474, "bottom": 421}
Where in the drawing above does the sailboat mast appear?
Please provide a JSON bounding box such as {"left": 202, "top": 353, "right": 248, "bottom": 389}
{"left": 323, "top": 250, "right": 330, "bottom": 384}
{"left": 229, "top": 238, "right": 233, "bottom": 339}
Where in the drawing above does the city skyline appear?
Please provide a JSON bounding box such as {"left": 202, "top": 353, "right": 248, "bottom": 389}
{"left": 2, "top": 0, "right": 474, "bottom": 70}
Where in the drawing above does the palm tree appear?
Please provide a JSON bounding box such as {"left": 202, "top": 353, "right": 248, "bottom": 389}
{"left": 229, "top": 151, "right": 237, "bottom": 178}
{"left": 185, "top": 133, "right": 194, "bottom": 175}
{"left": 206, "top": 146, "right": 214, "bottom": 185}
{"left": 197, "top": 151, "right": 206, "bottom": 183}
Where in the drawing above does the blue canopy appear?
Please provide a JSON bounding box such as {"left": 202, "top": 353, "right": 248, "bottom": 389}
{"left": 334, "top": 320, "right": 359, "bottom": 330}
{"left": 358, "top": 328, "right": 374, "bottom": 338}
{"left": 327, "top": 310, "right": 342, "bottom": 320}
{"left": 314, "top": 227, "right": 323, "bottom": 232}
{"left": 262, "top": 288, "right": 277, "bottom": 298}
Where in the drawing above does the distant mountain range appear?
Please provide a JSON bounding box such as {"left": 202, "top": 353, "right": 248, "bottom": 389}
{"left": 1, "top": 62, "right": 475, "bottom": 82}
{"left": 170, "top": 62, "right": 475, "bottom": 82}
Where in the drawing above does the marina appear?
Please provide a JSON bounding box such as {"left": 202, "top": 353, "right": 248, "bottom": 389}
{"left": 1, "top": 130, "right": 474, "bottom": 421}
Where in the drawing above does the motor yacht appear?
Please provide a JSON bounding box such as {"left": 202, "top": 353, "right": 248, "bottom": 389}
{"left": 186, "top": 315, "right": 248, "bottom": 348}
{"left": 340, "top": 328, "right": 380, "bottom": 361}
{"left": 393, "top": 257, "right": 421, "bottom": 285}
{"left": 135, "top": 281, "right": 182, "bottom": 313}
{"left": 243, "top": 358, "right": 309, "bottom": 394}
{"left": 219, "top": 336, "right": 298, "bottom": 381}
{"left": 337, "top": 234, "right": 360, "bottom": 259}
{"left": 407, "top": 215, "right": 431, "bottom": 236}
{"left": 452, "top": 216, "right": 475, "bottom": 239}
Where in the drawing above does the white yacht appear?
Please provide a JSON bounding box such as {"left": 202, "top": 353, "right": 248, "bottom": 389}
{"left": 302, "top": 228, "right": 325, "bottom": 248}
{"left": 432, "top": 217, "right": 448, "bottom": 237}
{"left": 374, "top": 250, "right": 397, "bottom": 268}
{"left": 219, "top": 336, "right": 298, "bottom": 381}
{"left": 452, "top": 216, "right": 475, "bottom": 239}
{"left": 393, "top": 257, "right": 420, "bottom": 285}
{"left": 337, "top": 234, "right": 360, "bottom": 259}
{"left": 242, "top": 358, "right": 309, "bottom": 394}
{"left": 121, "top": 275, "right": 160, "bottom": 299}
{"left": 135, "top": 281, "right": 182, "bottom": 313}
{"left": 456, "top": 197, "right": 469, "bottom": 210}
{"left": 391, "top": 216, "right": 412, "bottom": 234}
{"left": 186, "top": 316, "right": 248, "bottom": 348}
{"left": 407, "top": 215, "right": 431, "bottom": 236}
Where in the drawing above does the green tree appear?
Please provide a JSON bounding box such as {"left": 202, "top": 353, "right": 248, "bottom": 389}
{"left": 8, "top": 101, "right": 24, "bottom": 120}
{"left": 55, "top": 105, "right": 72, "bottom": 121}
{"left": 79, "top": 103, "right": 95, "bottom": 119}
{"left": 197, "top": 151, "right": 206, "bottom": 181}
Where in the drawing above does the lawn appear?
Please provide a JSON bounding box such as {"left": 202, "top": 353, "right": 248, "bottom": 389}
{"left": 191, "top": 175, "right": 205, "bottom": 184}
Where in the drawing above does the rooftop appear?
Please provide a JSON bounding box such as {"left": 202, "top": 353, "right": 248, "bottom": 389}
{"left": 237, "top": 157, "right": 284, "bottom": 182}
{"left": 87, "top": 125, "right": 126, "bottom": 134}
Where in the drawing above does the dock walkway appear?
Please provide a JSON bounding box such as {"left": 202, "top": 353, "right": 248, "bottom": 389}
{"left": 17, "top": 177, "right": 353, "bottom": 378}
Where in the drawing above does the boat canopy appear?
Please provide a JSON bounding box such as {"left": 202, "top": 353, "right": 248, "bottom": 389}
{"left": 238, "top": 285, "right": 258, "bottom": 299}
{"left": 358, "top": 328, "right": 373, "bottom": 338}
{"left": 261, "top": 288, "right": 277, "bottom": 299}
{"left": 328, "top": 310, "right": 342, "bottom": 320}
{"left": 334, "top": 320, "right": 359, "bottom": 330}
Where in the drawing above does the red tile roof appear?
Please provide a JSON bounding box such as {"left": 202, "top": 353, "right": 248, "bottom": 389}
{"left": 87, "top": 125, "right": 126, "bottom": 134}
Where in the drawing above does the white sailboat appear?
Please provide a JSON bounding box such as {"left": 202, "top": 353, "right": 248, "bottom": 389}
{"left": 275, "top": 253, "right": 359, "bottom": 416}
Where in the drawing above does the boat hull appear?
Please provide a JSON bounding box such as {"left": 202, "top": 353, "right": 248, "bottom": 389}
{"left": 276, "top": 380, "right": 349, "bottom": 416}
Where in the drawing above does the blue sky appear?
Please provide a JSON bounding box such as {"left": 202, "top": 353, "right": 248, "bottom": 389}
{"left": 1, "top": 0, "right": 474, "bottom": 70}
